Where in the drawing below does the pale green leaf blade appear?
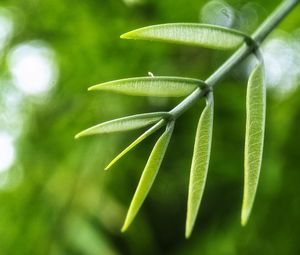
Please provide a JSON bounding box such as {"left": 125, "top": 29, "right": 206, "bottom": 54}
{"left": 75, "top": 112, "right": 167, "bottom": 139}
{"left": 105, "top": 120, "right": 165, "bottom": 170}
{"left": 242, "top": 63, "right": 265, "bottom": 226}
{"left": 89, "top": 76, "right": 205, "bottom": 97}
{"left": 121, "top": 23, "right": 247, "bottom": 50}
{"left": 121, "top": 122, "right": 174, "bottom": 232}
{"left": 185, "top": 94, "right": 214, "bottom": 238}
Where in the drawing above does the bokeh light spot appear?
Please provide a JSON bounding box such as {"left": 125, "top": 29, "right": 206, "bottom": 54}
{"left": 262, "top": 31, "right": 300, "bottom": 96}
{"left": 8, "top": 41, "right": 58, "bottom": 96}
{"left": 200, "top": 0, "right": 234, "bottom": 28}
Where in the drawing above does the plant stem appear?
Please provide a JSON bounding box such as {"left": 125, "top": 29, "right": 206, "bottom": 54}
{"left": 169, "top": 0, "right": 299, "bottom": 119}
{"left": 253, "top": 0, "right": 299, "bottom": 43}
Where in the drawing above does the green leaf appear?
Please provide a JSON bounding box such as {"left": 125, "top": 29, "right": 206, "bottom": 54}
{"left": 89, "top": 76, "right": 206, "bottom": 97}
{"left": 121, "top": 121, "right": 174, "bottom": 232}
{"left": 105, "top": 120, "right": 165, "bottom": 170}
{"left": 121, "top": 23, "right": 247, "bottom": 50}
{"left": 75, "top": 112, "right": 168, "bottom": 139}
{"left": 242, "top": 63, "right": 265, "bottom": 226}
{"left": 185, "top": 93, "right": 214, "bottom": 238}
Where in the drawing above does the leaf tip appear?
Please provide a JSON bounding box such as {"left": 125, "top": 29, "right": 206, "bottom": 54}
{"left": 121, "top": 221, "right": 129, "bottom": 233}
{"left": 185, "top": 228, "right": 192, "bottom": 239}
{"left": 104, "top": 155, "right": 120, "bottom": 170}
{"left": 120, "top": 32, "right": 132, "bottom": 40}
{"left": 185, "top": 216, "right": 195, "bottom": 239}
{"left": 241, "top": 218, "right": 248, "bottom": 227}
{"left": 88, "top": 85, "right": 96, "bottom": 91}
{"left": 241, "top": 201, "right": 251, "bottom": 226}
{"left": 241, "top": 210, "right": 249, "bottom": 227}
{"left": 74, "top": 133, "right": 83, "bottom": 139}
{"left": 74, "top": 129, "right": 91, "bottom": 139}
{"left": 104, "top": 164, "right": 111, "bottom": 171}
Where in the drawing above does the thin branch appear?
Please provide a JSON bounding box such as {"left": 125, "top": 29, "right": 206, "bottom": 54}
{"left": 168, "top": 0, "right": 299, "bottom": 119}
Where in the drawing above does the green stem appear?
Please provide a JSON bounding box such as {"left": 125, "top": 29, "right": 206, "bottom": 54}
{"left": 169, "top": 0, "right": 299, "bottom": 119}
{"left": 253, "top": 0, "right": 299, "bottom": 43}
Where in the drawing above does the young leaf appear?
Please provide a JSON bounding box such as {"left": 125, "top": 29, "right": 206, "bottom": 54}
{"left": 121, "top": 23, "right": 247, "bottom": 50}
{"left": 121, "top": 121, "right": 174, "bottom": 232}
{"left": 105, "top": 120, "right": 165, "bottom": 170}
{"left": 185, "top": 93, "right": 214, "bottom": 238}
{"left": 75, "top": 112, "right": 168, "bottom": 139}
{"left": 89, "top": 76, "right": 206, "bottom": 97}
{"left": 242, "top": 63, "right": 265, "bottom": 226}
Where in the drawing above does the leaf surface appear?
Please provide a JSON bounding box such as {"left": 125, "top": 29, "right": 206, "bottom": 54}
{"left": 242, "top": 63, "right": 265, "bottom": 226}
{"left": 185, "top": 94, "right": 214, "bottom": 238}
{"left": 121, "top": 122, "right": 174, "bottom": 232}
{"left": 75, "top": 112, "right": 167, "bottom": 139}
{"left": 121, "top": 23, "right": 247, "bottom": 50}
{"left": 89, "top": 76, "right": 205, "bottom": 97}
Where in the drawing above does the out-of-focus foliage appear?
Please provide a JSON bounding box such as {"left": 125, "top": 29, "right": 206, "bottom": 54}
{"left": 0, "top": 0, "right": 300, "bottom": 254}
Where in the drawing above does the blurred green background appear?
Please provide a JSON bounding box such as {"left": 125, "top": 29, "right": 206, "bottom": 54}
{"left": 0, "top": 0, "right": 300, "bottom": 254}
